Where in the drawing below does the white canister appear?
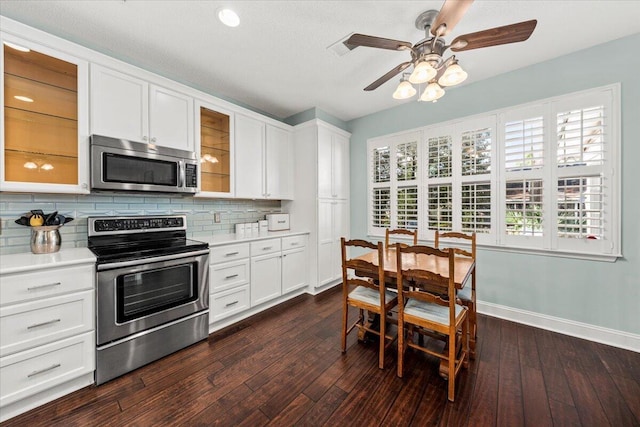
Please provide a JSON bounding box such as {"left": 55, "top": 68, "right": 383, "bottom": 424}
{"left": 258, "top": 220, "right": 268, "bottom": 234}
{"left": 235, "top": 223, "right": 246, "bottom": 235}
{"left": 251, "top": 223, "right": 259, "bottom": 234}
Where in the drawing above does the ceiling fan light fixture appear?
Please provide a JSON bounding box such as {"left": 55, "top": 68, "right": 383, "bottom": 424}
{"left": 408, "top": 60, "right": 437, "bottom": 84}
{"left": 420, "top": 82, "right": 445, "bottom": 102}
{"left": 217, "top": 8, "right": 240, "bottom": 27}
{"left": 393, "top": 76, "right": 416, "bottom": 100}
{"left": 439, "top": 62, "right": 468, "bottom": 86}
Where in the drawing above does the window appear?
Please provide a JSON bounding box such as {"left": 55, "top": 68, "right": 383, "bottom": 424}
{"left": 368, "top": 132, "right": 420, "bottom": 235}
{"left": 367, "top": 84, "right": 620, "bottom": 259}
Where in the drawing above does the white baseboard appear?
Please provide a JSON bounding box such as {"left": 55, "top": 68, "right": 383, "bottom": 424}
{"left": 478, "top": 300, "right": 640, "bottom": 353}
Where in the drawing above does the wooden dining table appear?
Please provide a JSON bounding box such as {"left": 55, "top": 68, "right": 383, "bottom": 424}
{"left": 353, "top": 247, "right": 475, "bottom": 290}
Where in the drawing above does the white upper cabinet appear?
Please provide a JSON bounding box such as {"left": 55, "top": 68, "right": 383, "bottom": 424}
{"left": 1, "top": 33, "right": 90, "bottom": 194}
{"left": 90, "top": 64, "right": 194, "bottom": 151}
{"left": 265, "top": 124, "right": 293, "bottom": 200}
{"left": 235, "top": 113, "right": 292, "bottom": 200}
{"left": 317, "top": 126, "right": 349, "bottom": 199}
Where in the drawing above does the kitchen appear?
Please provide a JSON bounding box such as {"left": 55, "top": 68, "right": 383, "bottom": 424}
{"left": 1, "top": 1, "right": 639, "bottom": 425}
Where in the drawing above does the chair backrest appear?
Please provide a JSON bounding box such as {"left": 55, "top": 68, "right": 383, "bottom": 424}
{"left": 341, "top": 238, "right": 386, "bottom": 298}
{"left": 434, "top": 231, "right": 476, "bottom": 259}
{"left": 395, "top": 244, "right": 457, "bottom": 324}
{"left": 385, "top": 228, "right": 418, "bottom": 248}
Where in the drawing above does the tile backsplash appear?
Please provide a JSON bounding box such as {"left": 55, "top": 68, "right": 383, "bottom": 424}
{"left": 0, "top": 193, "right": 282, "bottom": 255}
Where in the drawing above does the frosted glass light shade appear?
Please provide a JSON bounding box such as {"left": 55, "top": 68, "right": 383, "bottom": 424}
{"left": 438, "top": 63, "right": 468, "bottom": 87}
{"left": 420, "top": 82, "right": 445, "bottom": 102}
{"left": 409, "top": 61, "right": 437, "bottom": 84}
{"left": 393, "top": 80, "right": 417, "bottom": 99}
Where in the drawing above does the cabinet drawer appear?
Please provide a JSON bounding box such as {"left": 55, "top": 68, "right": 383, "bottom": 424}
{"left": 0, "top": 290, "right": 93, "bottom": 358}
{"left": 282, "top": 235, "right": 307, "bottom": 250}
{"left": 210, "top": 243, "right": 250, "bottom": 265}
{"left": 210, "top": 285, "right": 250, "bottom": 323}
{"left": 0, "top": 265, "right": 94, "bottom": 306}
{"left": 0, "top": 331, "right": 94, "bottom": 407}
{"left": 250, "top": 238, "right": 281, "bottom": 256}
{"left": 209, "top": 260, "right": 250, "bottom": 293}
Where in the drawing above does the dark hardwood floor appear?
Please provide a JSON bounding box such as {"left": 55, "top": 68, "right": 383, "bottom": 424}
{"left": 3, "top": 286, "right": 639, "bottom": 426}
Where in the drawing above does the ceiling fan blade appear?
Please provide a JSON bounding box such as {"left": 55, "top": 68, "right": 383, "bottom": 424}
{"left": 450, "top": 19, "right": 538, "bottom": 52}
{"left": 431, "top": 0, "right": 474, "bottom": 36}
{"left": 364, "top": 61, "right": 413, "bottom": 91}
{"left": 346, "top": 33, "right": 413, "bottom": 51}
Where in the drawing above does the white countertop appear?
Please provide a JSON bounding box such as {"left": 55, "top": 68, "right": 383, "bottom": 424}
{"left": 196, "top": 230, "right": 309, "bottom": 247}
{"left": 0, "top": 247, "right": 96, "bottom": 275}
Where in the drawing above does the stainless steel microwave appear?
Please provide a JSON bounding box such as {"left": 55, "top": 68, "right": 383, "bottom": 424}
{"left": 90, "top": 135, "right": 198, "bottom": 194}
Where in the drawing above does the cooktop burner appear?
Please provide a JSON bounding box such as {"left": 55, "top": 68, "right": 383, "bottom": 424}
{"left": 88, "top": 215, "right": 208, "bottom": 264}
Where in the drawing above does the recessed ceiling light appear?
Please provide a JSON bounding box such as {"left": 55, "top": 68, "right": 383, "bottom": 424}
{"left": 14, "top": 95, "right": 34, "bottom": 102}
{"left": 3, "top": 41, "right": 30, "bottom": 52}
{"left": 218, "top": 8, "right": 240, "bottom": 27}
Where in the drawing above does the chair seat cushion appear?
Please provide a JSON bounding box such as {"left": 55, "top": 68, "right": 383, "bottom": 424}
{"left": 404, "top": 298, "right": 464, "bottom": 325}
{"left": 457, "top": 285, "right": 472, "bottom": 302}
{"left": 349, "top": 286, "right": 397, "bottom": 306}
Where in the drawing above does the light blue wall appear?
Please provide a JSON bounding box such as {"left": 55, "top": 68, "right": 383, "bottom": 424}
{"left": 346, "top": 33, "right": 640, "bottom": 335}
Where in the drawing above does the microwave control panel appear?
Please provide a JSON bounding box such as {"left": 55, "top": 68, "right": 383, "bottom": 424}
{"left": 185, "top": 163, "right": 197, "bottom": 188}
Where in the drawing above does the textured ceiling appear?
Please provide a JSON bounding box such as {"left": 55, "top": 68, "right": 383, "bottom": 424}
{"left": 1, "top": 1, "right": 639, "bottom": 122}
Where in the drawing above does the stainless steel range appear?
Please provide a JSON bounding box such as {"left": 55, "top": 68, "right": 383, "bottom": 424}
{"left": 88, "top": 215, "right": 209, "bottom": 385}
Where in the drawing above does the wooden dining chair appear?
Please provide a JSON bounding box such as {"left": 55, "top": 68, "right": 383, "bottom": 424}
{"left": 384, "top": 228, "right": 418, "bottom": 248}
{"left": 435, "top": 231, "right": 477, "bottom": 358}
{"left": 395, "top": 244, "right": 469, "bottom": 402}
{"left": 341, "top": 237, "right": 398, "bottom": 369}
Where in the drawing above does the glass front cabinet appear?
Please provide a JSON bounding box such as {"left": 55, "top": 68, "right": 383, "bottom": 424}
{"left": 1, "top": 34, "right": 89, "bottom": 193}
{"left": 195, "top": 100, "right": 234, "bottom": 197}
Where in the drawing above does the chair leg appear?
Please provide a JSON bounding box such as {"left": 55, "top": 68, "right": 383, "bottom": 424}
{"left": 397, "top": 316, "right": 404, "bottom": 378}
{"left": 448, "top": 329, "right": 456, "bottom": 402}
{"left": 469, "top": 301, "right": 477, "bottom": 359}
{"left": 341, "top": 299, "right": 348, "bottom": 353}
{"left": 379, "top": 311, "right": 385, "bottom": 369}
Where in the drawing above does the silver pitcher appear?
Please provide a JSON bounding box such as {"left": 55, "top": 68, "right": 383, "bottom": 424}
{"left": 30, "top": 225, "right": 61, "bottom": 254}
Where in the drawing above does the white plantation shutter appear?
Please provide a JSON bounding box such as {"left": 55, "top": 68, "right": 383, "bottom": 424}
{"left": 371, "top": 187, "right": 390, "bottom": 228}
{"left": 397, "top": 186, "right": 418, "bottom": 229}
{"left": 428, "top": 184, "right": 452, "bottom": 231}
{"left": 461, "top": 182, "right": 491, "bottom": 233}
{"left": 461, "top": 127, "right": 492, "bottom": 175}
{"left": 505, "top": 179, "right": 543, "bottom": 237}
{"left": 504, "top": 116, "right": 544, "bottom": 171}
{"left": 397, "top": 142, "right": 418, "bottom": 181}
{"left": 557, "top": 106, "right": 604, "bottom": 167}
{"left": 372, "top": 146, "right": 391, "bottom": 183}
{"left": 557, "top": 176, "right": 603, "bottom": 239}
{"left": 428, "top": 135, "right": 452, "bottom": 178}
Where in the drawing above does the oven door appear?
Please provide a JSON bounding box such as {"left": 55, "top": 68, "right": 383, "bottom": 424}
{"left": 96, "top": 250, "right": 209, "bottom": 346}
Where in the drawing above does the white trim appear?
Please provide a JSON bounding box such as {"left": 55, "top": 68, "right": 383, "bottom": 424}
{"left": 478, "top": 300, "right": 640, "bottom": 353}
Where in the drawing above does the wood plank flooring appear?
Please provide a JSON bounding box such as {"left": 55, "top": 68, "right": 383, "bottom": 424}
{"left": 3, "top": 286, "right": 639, "bottom": 426}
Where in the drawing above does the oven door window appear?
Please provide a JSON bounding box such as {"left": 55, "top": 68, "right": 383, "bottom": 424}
{"left": 116, "top": 263, "right": 197, "bottom": 323}
{"left": 103, "top": 153, "right": 178, "bottom": 186}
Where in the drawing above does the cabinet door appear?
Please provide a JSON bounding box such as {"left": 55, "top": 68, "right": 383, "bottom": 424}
{"left": 317, "top": 127, "right": 333, "bottom": 199}
{"left": 282, "top": 247, "right": 307, "bottom": 294}
{"left": 250, "top": 253, "right": 282, "bottom": 306}
{"left": 2, "top": 35, "right": 89, "bottom": 194}
{"left": 90, "top": 64, "right": 148, "bottom": 142}
{"left": 265, "top": 125, "right": 292, "bottom": 200}
{"left": 332, "top": 133, "right": 350, "bottom": 199}
{"left": 317, "top": 199, "right": 334, "bottom": 287}
{"left": 235, "top": 114, "right": 265, "bottom": 198}
{"left": 196, "top": 101, "right": 234, "bottom": 197}
{"left": 149, "top": 85, "right": 194, "bottom": 151}
{"left": 332, "top": 200, "right": 350, "bottom": 280}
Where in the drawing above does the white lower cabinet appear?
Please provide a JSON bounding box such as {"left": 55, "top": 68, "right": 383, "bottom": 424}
{"left": 207, "top": 233, "right": 308, "bottom": 330}
{"left": 0, "top": 256, "right": 95, "bottom": 423}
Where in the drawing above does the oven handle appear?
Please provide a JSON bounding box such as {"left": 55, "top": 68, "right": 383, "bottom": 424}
{"left": 97, "top": 249, "right": 210, "bottom": 271}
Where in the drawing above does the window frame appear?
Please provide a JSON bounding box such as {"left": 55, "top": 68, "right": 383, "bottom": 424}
{"left": 366, "top": 84, "right": 621, "bottom": 261}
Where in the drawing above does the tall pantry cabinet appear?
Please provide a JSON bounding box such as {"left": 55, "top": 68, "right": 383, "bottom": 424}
{"left": 283, "top": 119, "right": 350, "bottom": 289}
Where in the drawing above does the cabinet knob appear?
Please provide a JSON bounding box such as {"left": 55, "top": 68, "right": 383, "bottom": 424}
{"left": 151, "top": 137, "right": 157, "bottom": 143}
{"left": 82, "top": 183, "right": 89, "bottom": 189}
{"left": 142, "top": 136, "right": 148, "bottom": 141}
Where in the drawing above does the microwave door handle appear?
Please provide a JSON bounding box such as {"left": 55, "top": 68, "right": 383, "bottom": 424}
{"left": 178, "top": 160, "right": 185, "bottom": 188}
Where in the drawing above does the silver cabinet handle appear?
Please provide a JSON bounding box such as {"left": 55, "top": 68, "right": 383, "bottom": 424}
{"left": 27, "top": 319, "right": 61, "bottom": 330}
{"left": 225, "top": 274, "right": 239, "bottom": 279}
{"left": 225, "top": 252, "right": 239, "bottom": 256}
{"left": 27, "top": 282, "right": 61, "bottom": 291}
{"left": 28, "top": 363, "right": 61, "bottom": 378}
{"left": 225, "top": 301, "right": 239, "bottom": 307}
{"left": 290, "top": 242, "right": 299, "bottom": 246}
{"left": 263, "top": 247, "right": 272, "bottom": 250}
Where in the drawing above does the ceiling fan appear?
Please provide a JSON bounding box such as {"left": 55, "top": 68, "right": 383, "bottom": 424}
{"left": 346, "top": 0, "right": 537, "bottom": 102}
